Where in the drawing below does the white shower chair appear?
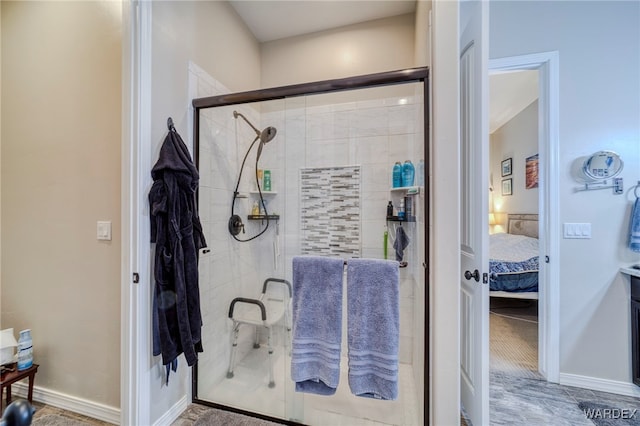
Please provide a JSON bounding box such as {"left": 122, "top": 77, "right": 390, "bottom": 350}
{"left": 226, "top": 278, "right": 292, "bottom": 388}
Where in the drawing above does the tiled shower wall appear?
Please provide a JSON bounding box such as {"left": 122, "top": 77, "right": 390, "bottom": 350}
{"left": 190, "top": 63, "right": 425, "bottom": 388}
{"left": 300, "top": 165, "right": 361, "bottom": 256}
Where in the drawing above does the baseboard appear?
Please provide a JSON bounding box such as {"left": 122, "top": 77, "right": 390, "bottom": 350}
{"left": 152, "top": 395, "right": 189, "bottom": 426}
{"left": 559, "top": 373, "right": 640, "bottom": 398}
{"left": 11, "top": 382, "right": 120, "bottom": 424}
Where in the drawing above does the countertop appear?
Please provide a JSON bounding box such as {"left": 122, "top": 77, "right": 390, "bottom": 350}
{"left": 620, "top": 266, "right": 640, "bottom": 278}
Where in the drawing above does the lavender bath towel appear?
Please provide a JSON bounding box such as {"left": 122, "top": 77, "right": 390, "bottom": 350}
{"left": 347, "top": 258, "right": 400, "bottom": 400}
{"left": 291, "top": 256, "right": 344, "bottom": 395}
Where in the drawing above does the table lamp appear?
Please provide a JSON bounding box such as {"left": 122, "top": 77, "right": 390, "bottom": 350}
{"left": 1, "top": 328, "right": 18, "bottom": 366}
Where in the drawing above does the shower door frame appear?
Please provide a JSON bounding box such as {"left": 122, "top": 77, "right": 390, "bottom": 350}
{"left": 191, "top": 66, "right": 430, "bottom": 425}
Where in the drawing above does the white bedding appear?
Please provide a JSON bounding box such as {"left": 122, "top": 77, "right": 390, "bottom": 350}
{"left": 489, "top": 232, "right": 539, "bottom": 262}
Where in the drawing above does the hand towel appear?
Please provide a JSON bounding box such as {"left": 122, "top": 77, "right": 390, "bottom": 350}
{"left": 347, "top": 258, "right": 399, "bottom": 400}
{"left": 394, "top": 226, "right": 410, "bottom": 261}
{"left": 291, "top": 256, "right": 345, "bottom": 395}
{"left": 630, "top": 198, "right": 640, "bottom": 252}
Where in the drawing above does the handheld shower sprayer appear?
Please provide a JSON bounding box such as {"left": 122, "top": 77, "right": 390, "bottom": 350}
{"left": 229, "top": 111, "right": 278, "bottom": 242}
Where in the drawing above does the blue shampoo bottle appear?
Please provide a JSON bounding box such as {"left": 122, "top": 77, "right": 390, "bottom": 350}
{"left": 402, "top": 160, "right": 415, "bottom": 187}
{"left": 392, "top": 162, "right": 403, "bottom": 188}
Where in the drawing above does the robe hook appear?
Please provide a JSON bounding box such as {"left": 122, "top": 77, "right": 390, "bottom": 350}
{"left": 167, "top": 117, "right": 176, "bottom": 132}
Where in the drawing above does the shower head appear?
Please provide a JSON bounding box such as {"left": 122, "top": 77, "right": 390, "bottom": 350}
{"left": 260, "top": 126, "right": 277, "bottom": 144}
{"left": 256, "top": 127, "right": 277, "bottom": 162}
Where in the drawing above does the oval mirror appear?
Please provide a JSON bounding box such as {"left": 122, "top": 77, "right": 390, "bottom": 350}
{"left": 582, "top": 150, "right": 624, "bottom": 180}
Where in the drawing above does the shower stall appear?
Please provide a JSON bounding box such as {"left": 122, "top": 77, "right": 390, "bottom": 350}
{"left": 191, "top": 65, "right": 429, "bottom": 425}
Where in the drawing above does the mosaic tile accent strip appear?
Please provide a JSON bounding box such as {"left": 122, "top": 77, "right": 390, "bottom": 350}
{"left": 300, "top": 166, "right": 361, "bottom": 256}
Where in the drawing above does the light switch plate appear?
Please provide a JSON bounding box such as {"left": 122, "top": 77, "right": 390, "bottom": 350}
{"left": 563, "top": 222, "right": 591, "bottom": 239}
{"left": 97, "top": 221, "right": 112, "bottom": 241}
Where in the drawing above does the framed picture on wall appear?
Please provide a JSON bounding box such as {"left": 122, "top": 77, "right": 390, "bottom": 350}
{"left": 502, "top": 178, "right": 513, "bottom": 196}
{"left": 525, "top": 154, "right": 539, "bottom": 189}
{"left": 501, "top": 158, "right": 512, "bottom": 177}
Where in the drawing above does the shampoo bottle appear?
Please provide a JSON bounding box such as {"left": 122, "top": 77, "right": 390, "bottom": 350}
{"left": 392, "top": 162, "right": 402, "bottom": 188}
{"left": 405, "top": 196, "right": 412, "bottom": 220}
{"left": 263, "top": 170, "right": 271, "bottom": 191}
{"left": 402, "top": 160, "right": 415, "bottom": 187}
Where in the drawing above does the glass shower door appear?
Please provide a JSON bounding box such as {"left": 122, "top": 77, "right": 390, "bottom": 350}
{"left": 195, "top": 99, "right": 291, "bottom": 420}
{"left": 193, "top": 71, "right": 427, "bottom": 426}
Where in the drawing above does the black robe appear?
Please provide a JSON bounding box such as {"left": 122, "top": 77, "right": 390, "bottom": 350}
{"left": 149, "top": 128, "right": 207, "bottom": 370}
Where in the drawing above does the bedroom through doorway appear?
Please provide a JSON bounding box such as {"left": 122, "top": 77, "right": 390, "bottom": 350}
{"left": 488, "top": 69, "right": 541, "bottom": 381}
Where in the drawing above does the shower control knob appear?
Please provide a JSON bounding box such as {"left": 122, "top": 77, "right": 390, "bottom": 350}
{"left": 228, "top": 215, "right": 245, "bottom": 236}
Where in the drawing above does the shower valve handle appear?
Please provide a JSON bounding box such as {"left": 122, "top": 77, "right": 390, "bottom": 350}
{"left": 228, "top": 215, "right": 245, "bottom": 236}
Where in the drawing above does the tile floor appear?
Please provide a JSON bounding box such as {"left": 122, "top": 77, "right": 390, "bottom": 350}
{"left": 490, "top": 372, "right": 640, "bottom": 426}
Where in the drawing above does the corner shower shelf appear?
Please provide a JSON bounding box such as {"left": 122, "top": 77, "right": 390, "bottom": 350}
{"left": 386, "top": 215, "right": 415, "bottom": 223}
{"left": 390, "top": 186, "right": 422, "bottom": 195}
{"left": 247, "top": 214, "right": 280, "bottom": 221}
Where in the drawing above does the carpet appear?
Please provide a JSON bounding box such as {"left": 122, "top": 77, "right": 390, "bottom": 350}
{"left": 490, "top": 298, "right": 538, "bottom": 322}
{"left": 490, "top": 310, "right": 540, "bottom": 379}
{"left": 578, "top": 401, "right": 640, "bottom": 426}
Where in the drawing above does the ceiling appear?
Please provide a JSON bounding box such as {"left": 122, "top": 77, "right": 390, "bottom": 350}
{"left": 229, "top": 1, "right": 536, "bottom": 132}
{"left": 229, "top": 0, "right": 417, "bottom": 43}
{"left": 490, "top": 70, "right": 539, "bottom": 134}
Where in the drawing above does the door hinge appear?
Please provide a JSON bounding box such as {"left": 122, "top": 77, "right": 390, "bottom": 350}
{"left": 132, "top": 272, "right": 140, "bottom": 284}
{"left": 482, "top": 273, "right": 488, "bottom": 284}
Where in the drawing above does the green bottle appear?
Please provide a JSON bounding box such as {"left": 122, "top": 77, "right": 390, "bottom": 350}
{"left": 263, "top": 170, "right": 271, "bottom": 191}
{"left": 383, "top": 229, "right": 388, "bottom": 259}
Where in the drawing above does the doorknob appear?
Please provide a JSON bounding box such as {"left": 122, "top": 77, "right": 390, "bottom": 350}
{"left": 464, "top": 269, "right": 480, "bottom": 282}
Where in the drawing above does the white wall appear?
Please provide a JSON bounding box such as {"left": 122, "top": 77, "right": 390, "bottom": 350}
{"left": 491, "top": 0, "right": 640, "bottom": 387}
{"left": 261, "top": 13, "right": 416, "bottom": 88}
{"left": 490, "top": 100, "right": 539, "bottom": 223}
{"left": 1, "top": 1, "right": 122, "bottom": 415}
{"left": 148, "top": 2, "right": 261, "bottom": 422}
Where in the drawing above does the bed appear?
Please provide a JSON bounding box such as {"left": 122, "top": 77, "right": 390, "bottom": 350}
{"left": 489, "top": 214, "right": 539, "bottom": 300}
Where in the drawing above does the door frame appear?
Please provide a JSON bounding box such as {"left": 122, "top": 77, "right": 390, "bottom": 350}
{"left": 121, "top": 1, "right": 153, "bottom": 424}
{"left": 488, "top": 52, "right": 560, "bottom": 382}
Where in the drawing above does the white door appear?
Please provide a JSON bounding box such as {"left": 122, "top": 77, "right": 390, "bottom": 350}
{"left": 459, "top": 0, "right": 489, "bottom": 425}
